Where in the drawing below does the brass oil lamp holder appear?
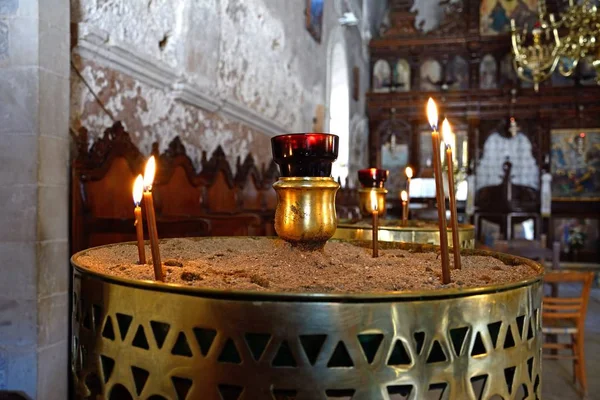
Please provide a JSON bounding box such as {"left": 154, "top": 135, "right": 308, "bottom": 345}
{"left": 357, "top": 168, "right": 389, "bottom": 218}
{"left": 271, "top": 133, "right": 340, "bottom": 249}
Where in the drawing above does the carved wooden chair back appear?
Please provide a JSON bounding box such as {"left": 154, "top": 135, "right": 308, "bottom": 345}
{"left": 71, "top": 123, "right": 144, "bottom": 253}
{"left": 200, "top": 146, "right": 239, "bottom": 213}
{"left": 154, "top": 138, "right": 204, "bottom": 217}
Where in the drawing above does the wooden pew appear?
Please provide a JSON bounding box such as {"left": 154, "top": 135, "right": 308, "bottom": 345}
{"left": 70, "top": 122, "right": 273, "bottom": 255}
{"left": 156, "top": 141, "right": 261, "bottom": 237}
{"left": 71, "top": 124, "right": 212, "bottom": 255}
{"left": 235, "top": 154, "right": 276, "bottom": 236}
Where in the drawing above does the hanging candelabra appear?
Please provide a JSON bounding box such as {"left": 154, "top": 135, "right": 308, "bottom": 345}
{"left": 510, "top": 0, "right": 600, "bottom": 91}
{"left": 553, "top": 0, "right": 600, "bottom": 78}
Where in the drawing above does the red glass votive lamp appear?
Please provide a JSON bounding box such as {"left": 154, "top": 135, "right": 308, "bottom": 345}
{"left": 271, "top": 133, "right": 339, "bottom": 177}
{"left": 358, "top": 168, "right": 389, "bottom": 188}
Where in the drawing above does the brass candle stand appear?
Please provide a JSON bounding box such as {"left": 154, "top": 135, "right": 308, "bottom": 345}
{"left": 358, "top": 187, "right": 388, "bottom": 218}
{"left": 70, "top": 133, "right": 542, "bottom": 400}
{"left": 357, "top": 168, "right": 389, "bottom": 218}
{"left": 71, "top": 241, "right": 542, "bottom": 400}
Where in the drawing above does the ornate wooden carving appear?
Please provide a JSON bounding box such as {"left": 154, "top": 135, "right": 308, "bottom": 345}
{"left": 71, "top": 124, "right": 276, "bottom": 254}
{"left": 235, "top": 154, "right": 265, "bottom": 211}
{"left": 235, "top": 154, "right": 263, "bottom": 189}
{"left": 156, "top": 137, "right": 198, "bottom": 187}
{"left": 200, "top": 146, "right": 235, "bottom": 188}
{"left": 74, "top": 122, "right": 145, "bottom": 180}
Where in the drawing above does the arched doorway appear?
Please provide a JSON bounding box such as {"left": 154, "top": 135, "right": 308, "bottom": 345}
{"left": 328, "top": 42, "right": 350, "bottom": 184}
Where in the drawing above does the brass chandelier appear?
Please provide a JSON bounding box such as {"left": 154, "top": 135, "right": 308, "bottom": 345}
{"left": 510, "top": 0, "right": 600, "bottom": 91}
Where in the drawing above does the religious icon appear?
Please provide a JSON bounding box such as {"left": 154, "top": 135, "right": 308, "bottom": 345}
{"left": 480, "top": 54, "right": 498, "bottom": 89}
{"left": 448, "top": 56, "right": 469, "bottom": 90}
{"left": 306, "top": 0, "right": 324, "bottom": 43}
{"left": 420, "top": 59, "right": 442, "bottom": 91}
{"left": 551, "top": 129, "right": 600, "bottom": 199}
{"left": 373, "top": 59, "right": 392, "bottom": 92}
{"left": 394, "top": 59, "right": 411, "bottom": 92}
{"left": 480, "top": 0, "right": 538, "bottom": 35}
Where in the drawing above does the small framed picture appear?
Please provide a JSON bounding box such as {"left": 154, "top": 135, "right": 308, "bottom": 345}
{"left": 353, "top": 67, "right": 360, "bottom": 101}
{"left": 306, "top": 0, "right": 324, "bottom": 43}
{"left": 551, "top": 129, "right": 600, "bottom": 200}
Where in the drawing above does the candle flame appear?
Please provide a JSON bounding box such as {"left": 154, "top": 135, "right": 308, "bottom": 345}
{"left": 405, "top": 166, "right": 413, "bottom": 179}
{"left": 133, "top": 174, "right": 144, "bottom": 206}
{"left": 442, "top": 118, "right": 453, "bottom": 149}
{"left": 370, "top": 168, "right": 377, "bottom": 179}
{"left": 401, "top": 190, "right": 408, "bottom": 202}
{"left": 143, "top": 156, "right": 156, "bottom": 191}
{"left": 370, "top": 190, "right": 378, "bottom": 212}
{"left": 426, "top": 98, "right": 438, "bottom": 130}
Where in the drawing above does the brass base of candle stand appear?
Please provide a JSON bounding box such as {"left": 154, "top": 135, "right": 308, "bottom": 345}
{"left": 71, "top": 239, "right": 542, "bottom": 400}
{"left": 358, "top": 187, "right": 388, "bottom": 218}
{"left": 273, "top": 177, "right": 339, "bottom": 249}
{"left": 334, "top": 219, "right": 476, "bottom": 249}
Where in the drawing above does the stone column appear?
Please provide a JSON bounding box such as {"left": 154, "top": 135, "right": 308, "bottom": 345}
{"left": 0, "top": 0, "right": 70, "bottom": 398}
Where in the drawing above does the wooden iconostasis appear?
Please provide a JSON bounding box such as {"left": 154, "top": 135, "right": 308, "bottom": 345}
{"left": 367, "top": 0, "right": 600, "bottom": 261}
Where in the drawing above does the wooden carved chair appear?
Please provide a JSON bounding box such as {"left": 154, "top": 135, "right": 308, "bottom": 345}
{"left": 235, "top": 154, "right": 275, "bottom": 236}
{"left": 71, "top": 126, "right": 211, "bottom": 254}
{"left": 198, "top": 146, "right": 261, "bottom": 236}
{"left": 542, "top": 271, "right": 595, "bottom": 397}
{"left": 261, "top": 159, "right": 279, "bottom": 212}
{"left": 71, "top": 123, "right": 145, "bottom": 253}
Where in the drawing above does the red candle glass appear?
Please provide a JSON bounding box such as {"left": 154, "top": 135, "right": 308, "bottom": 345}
{"left": 271, "top": 133, "right": 339, "bottom": 177}
{"left": 358, "top": 168, "right": 389, "bottom": 188}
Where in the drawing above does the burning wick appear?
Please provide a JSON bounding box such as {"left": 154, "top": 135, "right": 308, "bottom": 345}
{"left": 370, "top": 190, "right": 379, "bottom": 258}
{"left": 401, "top": 190, "right": 408, "bottom": 227}
{"left": 132, "top": 175, "right": 146, "bottom": 265}
{"left": 442, "top": 118, "right": 462, "bottom": 270}
{"left": 143, "top": 156, "right": 164, "bottom": 281}
{"left": 405, "top": 166, "right": 413, "bottom": 220}
{"left": 427, "top": 98, "right": 451, "bottom": 284}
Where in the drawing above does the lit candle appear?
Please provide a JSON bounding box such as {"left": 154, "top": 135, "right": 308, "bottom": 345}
{"left": 426, "top": 98, "right": 451, "bottom": 284}
{"left": 371, "top": 190, "right": 379, "bottom": 258}
{"left": 442, "top": 118, "right": 462, "bottom": 270}
{"left": 143, "top": 156, "right": 164, "bottom": 281}
{"left": 405, "top": 166, "right": 413, "bottom": 219}
{"left": 132, "top": 175, "right": 146, "bottom": 265}
{"left": 401, "top": 190, "right": 408, "bottom": 227}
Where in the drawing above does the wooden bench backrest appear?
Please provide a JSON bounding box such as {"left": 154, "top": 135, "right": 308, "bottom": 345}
{"left": 71, "top": 123, "right": 277, "bottom": 253}
{"left": 200, "top": 146, "right": 239, "bottom": 213}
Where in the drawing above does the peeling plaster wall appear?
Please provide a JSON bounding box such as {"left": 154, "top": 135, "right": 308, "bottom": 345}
{"left": 70, "top": 57, "right": 272, "bottom": 169}
{"left": 70, "top": 0, "right": 370, "bottom": 172}
{"left": 71, "top": 0, "right": 186, "bottom": 70}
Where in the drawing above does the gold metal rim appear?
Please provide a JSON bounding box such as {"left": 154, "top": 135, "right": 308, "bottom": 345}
{"left": 71, "top": 238, "right": 543, "bottom": 302}
{"left": 337, "top": 221, "right": 475, "bottom": 233}
{"left": 273, "top": 176, "right": 339, "bottom": 188}
{"left": 358, "top": 188, "right": 388, "bottom": 193}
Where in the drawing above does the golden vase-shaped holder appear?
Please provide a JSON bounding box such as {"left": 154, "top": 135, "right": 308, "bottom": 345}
{"left": 273, "top": 177, "right": 339, "bottom": 249}
{"left": 358, "top": 187, "right": 388, "bottom": 217}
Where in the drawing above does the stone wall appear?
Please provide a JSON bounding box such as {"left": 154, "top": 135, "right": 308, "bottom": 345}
{"left": 0, "top": 0, "right": 70, "bottom": 398}
{"left": 70, "top": 0, "right": 371, "bottom": 173}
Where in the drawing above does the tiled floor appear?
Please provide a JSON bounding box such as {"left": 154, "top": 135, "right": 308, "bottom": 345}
{"left": 542, "top": 284, "right": 600, "bottom": 400}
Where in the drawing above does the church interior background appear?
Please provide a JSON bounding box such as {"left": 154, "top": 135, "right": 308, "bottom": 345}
{"left": 0, "top": 0, "right": 598, "bottom": 398}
